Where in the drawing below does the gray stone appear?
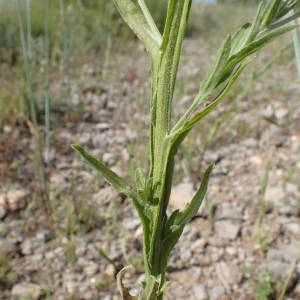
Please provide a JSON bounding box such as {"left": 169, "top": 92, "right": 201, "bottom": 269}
{"left": 215, "top": 202, "right": 244, "bottom": 220}
{"left": 11, "top": 283, "right": 42, "bottom": 299}
{"left": 282, "top": 243, "right": 300, "bottom": 262}
{"left": 263, "top": 261, "right": 292, "bottom": 278}
{"left": 266, "top": 248, "right": 284, "bottom": 261}
{"left": 193, "top": 284, "right": 208, "bottom": 300}
{"left": 261, "top": 105, "right": 274, "bottom": 119}
{"left": 36, "top": 230, "right": 52, "bottom": 243}
{"left": 93, "top": 186, "right": 119, "bottom": 205}
{"left": 285, "top": 183, "right": 299, "bottom": 194}
{"left": 64, "top": 280, "right": 77, "bottom": 294}
{"left": 0, "top": 238, "right": 15, "bottom": 256}
{"left": 123, "top": 217, "right": 140, "bottom": 231}
{"left": 75, "top": 242, "right": 87, "bottom": 257}
{"left": 92, "top": 134, "right": 108, "bottom": 148}
{"left": 83, "top": 262, "right": 99, "bottom": 277}
{"left": 103, "top": 152, "right": 117, "bottom": 166}
{"left": 181, "top": 248, "right": 192, "bottom": 263}
{"left": 216, "top": 261, "right": 243, "bottom": 289}
{"left": 20, "top": 239, "right": 33, "bottom": 256}
{"left": 215, "top": 220, "right": 241, "bottom": 240}
{"left": 264, "top": 186, "right": 284, "bottom": 206}
{"left": 209, "top": 285, "right": 225, "bottom": 300}
{"left": 103, "top": 264, "right": 115, "bottom": 280}
{"left": 96, "top": 122, "right": 110, "bottom": 131}
{"left": 210, "top": 248, "right": 224, "bottom": 263}
{"left": 0, "top": 205, "right": 6, "bottom": 220}
{"left": 282, "top": 222, "right": 300, "bottom": 235}
{"left": 275, "top": 108, "right": 288, "bottom": 120}
{"left": 190, "top": 238, "right": 206, "bottom": 253}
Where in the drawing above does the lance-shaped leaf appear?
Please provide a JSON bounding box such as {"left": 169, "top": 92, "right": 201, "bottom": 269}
{"left": 171, "top": 59, "right": 249, "bottom": 146}
{"left": 158, "top": 165, "right": 213, "bottom": 273}
{"left": 72, "top": 144, "right": 136, "bottom": 199}
{"left": 112, "top": 0, "right": 161, "bottom": 62}
{"left": 267, "top": 10, "right": 300, "bottom": 30}
{"left": 261, "top": 0, "right": 282, "bottom": 27}
{"left": 174, "top": 164, "right": 213, "bottom": 227}
{"left": 72, "top": 144, "right": 152, "bottom": 246}
{"left": 222, "top": 24, "right": 297, "bottom": 80}
{"left": 200, "top": 34, "right": 232, "bottom": 96}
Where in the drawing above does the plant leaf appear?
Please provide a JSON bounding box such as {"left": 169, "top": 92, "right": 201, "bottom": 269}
{"left": 71, "top": 144, "right": 135, "bottom": 198}
{"left": 261, "top": 0, "right": 281, "bottom": 27}
{"left": 175, "top": 164, "right": 213, "bottom": 226}
{"left": 200, "top": 34, "right": 232, "bottom": 95}
{"left": 112, "top": 0, "right": 161, "bottom": 61}
{"left": 224, "top": 24, "right": 297, "bottom": 77}
{"left": 181, "top": 59, "right": 250, "bottom": 134}
{"left": 267, "top": 10, "right": 300, "bottom": 30}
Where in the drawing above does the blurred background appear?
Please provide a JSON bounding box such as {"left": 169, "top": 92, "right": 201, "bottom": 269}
{"left": 0, "top": 0, "right": 300, "bottom": 299}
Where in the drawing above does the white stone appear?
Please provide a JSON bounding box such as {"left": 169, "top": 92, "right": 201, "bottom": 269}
{"left": 215, "top": 220, "right": 241, "bottom": 240}
{"left": 193, "top": 284, "right": 208, "bottom": 300}
{"left": 170, "top": 180, "right": 195, "bottom": 211}
{"left": 11, "top": 283, "right": 42, "bottom": 299}
{"left": 209, "top": 285, "right": 225, "bottom": 300}
{"left": 216, "top": 261, "right": 243, "bottom": 289}
{"left": 0, "top": 189, "right": 28, "bottom": 211}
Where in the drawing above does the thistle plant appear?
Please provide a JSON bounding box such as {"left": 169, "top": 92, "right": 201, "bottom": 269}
{"left": 72, "top": 1, "right": 300, "bottom": 299}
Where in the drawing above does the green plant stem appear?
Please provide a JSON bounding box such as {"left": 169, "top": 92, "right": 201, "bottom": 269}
{"left": 73, "top": 1, "right": 300, "bottom": 299}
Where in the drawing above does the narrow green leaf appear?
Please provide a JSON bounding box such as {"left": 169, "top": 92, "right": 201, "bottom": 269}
{"left": 71, "top": 144, "right": 135, "bottom": 198}
{"left": 200, "top": 34, "right": 232, "bottom": 94}
{"left": 182, "top": 59, "right": 250, "bottom": 133}
{"left": 261, "top": 0, "right": 281, "bottom": 27}
{"left": 158, "top": 165, "right": 213, "bottom": 271}
{"left": 223, "top": 25, "right": 297, "bottom": 80}
{"left": 137, "top": 0, "right": 162, "bottom": 41}
{"left": 112, "top": 0, "right": 161, "bottom": 62}
{"left": 175, "top": 165, "right": 213, "bottom": 226}
{"left": 267, "top": 10, "right": 300, "bottom": 30}
{"left": 230, "top": 23, "right": 252, "bottom": 55}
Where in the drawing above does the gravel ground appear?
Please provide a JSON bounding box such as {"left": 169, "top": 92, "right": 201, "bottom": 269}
{"left": 0, "top": 34, "right": 300, "bottom": 300}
